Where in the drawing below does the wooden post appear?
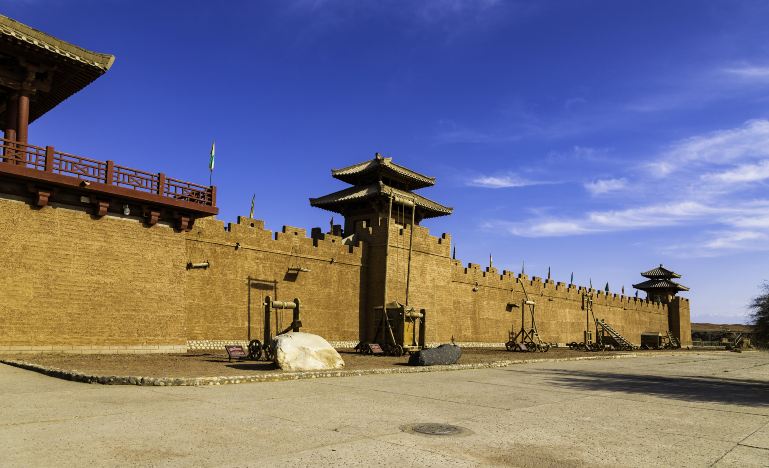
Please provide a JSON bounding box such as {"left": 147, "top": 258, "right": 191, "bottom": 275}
{"left": 44, "top": 146, "right": 54, "bottom": 172}
{"left": 4, "top": 95, "right": 18, "bottom": 164}
{"left": 157, "top": 172, "right": 166, "bottom": 196}
{"left": 17, "top": 92, "right": 29, "bottom": 144}
{"left": 264, "top": 296, "right": 272, "bottom": 345}
{"left": 105, "top": 160, "right": 114, "bottom": 184}
{"left": 292, "top": 298, "right": 301, "bottom": 332}
{"left": 209, "top": 185, "right": 216, "bottom": 207}
{"left": 4, "top": 95, "right": 18, "bottom": 141}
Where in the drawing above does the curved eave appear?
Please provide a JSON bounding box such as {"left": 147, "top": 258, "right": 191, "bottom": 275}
{"left": 332, "top": 157, "right": 435, "bottom": 189}
{"left": 640, "top": 265, "right": 682, "bottom": 279}
{"left": 310, "top": 182, "right": 452, "bottom": 219}
{"left": 633, "top": 280, "right": 689, "bottom": 292}
{"left": 0, "top": 15, "right": 114, "bottom": 123}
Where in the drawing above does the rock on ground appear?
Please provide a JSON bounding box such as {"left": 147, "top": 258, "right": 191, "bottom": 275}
{"left": 273, "top": 332, "right": 345, "bottom": 371}
{"left": 408, "top": 344, "right": 462, "bottom": 366}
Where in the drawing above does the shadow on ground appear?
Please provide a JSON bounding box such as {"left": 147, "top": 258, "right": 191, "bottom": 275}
{"left": 224, "top": 362, "right": 278, "bottom": 371}
{"left": 537, "top": 369, "right": 769, "bottom": 406}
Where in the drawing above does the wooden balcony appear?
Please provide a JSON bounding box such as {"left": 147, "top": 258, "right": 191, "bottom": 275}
{"left": 0, "top": 138, "right": 218, "bottom": 228}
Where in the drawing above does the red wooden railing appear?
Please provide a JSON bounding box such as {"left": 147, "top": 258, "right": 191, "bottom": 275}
{"left": 0, "top": 138, "right": 215, "bottom": 207}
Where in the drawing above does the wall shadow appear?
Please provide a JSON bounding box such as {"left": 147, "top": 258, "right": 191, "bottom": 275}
{"left": 536, "top": 369, "right": 769, "bottom": 407}
{"left": 225, "top": 362, "right": 279, "bottom": 371}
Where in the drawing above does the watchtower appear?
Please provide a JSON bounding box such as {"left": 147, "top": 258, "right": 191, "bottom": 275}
{"left": 632, "top": 264, "right": 689, "bottom": 303}
{"left": 309, "top": 153, "right": 452, "bottom": 236}
{"left": 310, "top": 153, "right": 453, "bottom": 341}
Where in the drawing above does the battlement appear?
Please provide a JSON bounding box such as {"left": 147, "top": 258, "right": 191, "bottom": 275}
{"left": 357, "top": 221, "right": 451, "bottom": 257}
{"left": 188, "top": 216, "right": 362, "bottom": 261}
{"left": 448, "top": 254, "right": 667, "bottom": 311}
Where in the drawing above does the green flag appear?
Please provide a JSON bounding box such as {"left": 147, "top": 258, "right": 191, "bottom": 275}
{"left": 208, "top": 140, "right": 216, "bottom": 172}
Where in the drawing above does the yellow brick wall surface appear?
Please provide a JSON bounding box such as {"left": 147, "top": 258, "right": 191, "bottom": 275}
{"left": 0, "top": 197, "right": 187, "bottom": 347}
{"left": 0, "top": 196, "right": 691, "bottom": 350}
{"left": 183, "top": 217, "right": 363, "bottom": 343}
{"left": 378, "top": 223, "right": 680, "bottom": 345}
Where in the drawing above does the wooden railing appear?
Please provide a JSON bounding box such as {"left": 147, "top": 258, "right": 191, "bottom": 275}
{"left": 0, "top": 138, "right": 215, "bottom": 207}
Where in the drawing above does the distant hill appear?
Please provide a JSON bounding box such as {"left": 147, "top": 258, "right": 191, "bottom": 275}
{"left": 692, "top": 323, "right": 754, "bottom": 333}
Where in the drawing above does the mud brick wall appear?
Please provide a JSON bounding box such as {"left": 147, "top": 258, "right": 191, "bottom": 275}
{"left": 375, "top": 222, "right": 683, "bottom": 346}
{"left": 183, "top": 217, "right": 363, "bottom": 344}
{"left": 0, "top": 193, "right": 690, "bottom": 351}
{"left": 0, "top": 196, "right": 187, "bottom": 351}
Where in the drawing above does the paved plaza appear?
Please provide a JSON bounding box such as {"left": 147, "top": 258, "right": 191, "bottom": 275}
{"left": 2, "top": 352, "right": 768, "bottom": 467}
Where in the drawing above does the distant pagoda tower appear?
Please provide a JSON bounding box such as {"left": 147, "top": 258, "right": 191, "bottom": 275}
{"left": 632, "top": 264, "right": 689, "bottom": 303}
{"left": 309, "top": 153, "right": 452, "bottom": 235}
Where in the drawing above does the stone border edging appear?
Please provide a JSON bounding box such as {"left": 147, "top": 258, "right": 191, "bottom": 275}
{"left": 0, "top": 352, "right": 699, "bottom": 386}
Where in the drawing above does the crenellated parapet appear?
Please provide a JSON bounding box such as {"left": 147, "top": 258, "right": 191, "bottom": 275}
{"left": 446, "top": 251, "right": 669, "bottom": 313}
{"left": 187, "top": 216, "right": 362, "bottom": 264}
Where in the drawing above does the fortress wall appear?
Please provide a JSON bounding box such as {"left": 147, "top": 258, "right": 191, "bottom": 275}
{"left": 0, "top": 196, "right": 188, "bottom": 352}
{"left": 183, "top": 217, "right": 364, "bottom": 345}
{"left": 0, "top": 196, "right": 689, "bottom": 352}
{"left": 385, "top": 223, "right": 677, "bottom": 346}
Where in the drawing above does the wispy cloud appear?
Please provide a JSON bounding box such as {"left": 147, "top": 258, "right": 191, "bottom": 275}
{"left": 660, "top": 230, "right": 769, "bottom": 258}
{"left": 467, "top": 173, "right": 547, "bottom": 188}
{"left": 701, "top": 160, "right": 769, "bottom": 184}
{"left": 646, "top": 119, "right": 769, "bottom": 177}
{"left": 416, "top": 0, "right": 502, "bottom": 22}
{"left": 285, "top": 0, "right": 510, "bottom": 30}
{"left": 486, "top": 201, "right": 769, "bottom": 241}
{"left": 722, "top": 65, "right": 769, "bottom": 80}
{"left": 584, "top": 177, "right": 627, "bottom": 195}
{"left": 702, "top": 230, "right": 767, "bottom": 250}
{"left": 484, "top": 120, "right": 769, "bottom": 255}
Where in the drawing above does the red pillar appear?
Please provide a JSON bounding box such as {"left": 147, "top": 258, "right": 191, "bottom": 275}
{"left": 4, "top": 94, "right": 18, "bottom": 141}
{"left": 17, "top": 92, "right": 30, "bottom": 144}
{"left": 2, "top": 95, "right": 18, "bottom": 163}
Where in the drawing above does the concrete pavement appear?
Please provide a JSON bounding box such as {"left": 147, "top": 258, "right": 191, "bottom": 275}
{"left": 1, "top": 351, "right": 768, "bottom": 467}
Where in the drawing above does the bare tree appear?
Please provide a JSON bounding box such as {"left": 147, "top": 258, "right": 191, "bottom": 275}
{"left": 749, "top": 282, "right": 769, "bottom": 347}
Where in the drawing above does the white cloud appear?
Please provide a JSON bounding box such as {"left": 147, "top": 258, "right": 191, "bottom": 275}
{"left": 702, "top": 230, "right": 767, "bottom": 250}
{"left": 584, "top": 177, "right": 627, "bottom": 195}
{"left": 701, "top": 159, "right": 769, "bottom": 184}
{"left": 488, "top": 200, "right": 769, "bottom": 239}
{"left": 476, "top": 120, "right": 769, "bottom": 255}
{"left": 646, "top": 119, "right": 769, "bottom": 177}
{"left": 722, "top": 65, "right": 769, "bottom": 80}
{"left": 417, "top": 0, "right": 501, "bottom": 21}
{"left": 661, "top": 229, "right": 769, "bottom": 258}
{"left": 467, "top": 173, "right": 544, "bottom": 188}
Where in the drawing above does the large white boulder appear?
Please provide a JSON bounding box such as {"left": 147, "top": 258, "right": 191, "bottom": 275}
{"left": 272, "top": 332, "right": 345, "bottom": 371}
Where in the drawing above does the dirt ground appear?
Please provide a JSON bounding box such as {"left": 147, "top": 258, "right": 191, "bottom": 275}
{"left": 0, "top": 348, "right": 681, "bottom": 378}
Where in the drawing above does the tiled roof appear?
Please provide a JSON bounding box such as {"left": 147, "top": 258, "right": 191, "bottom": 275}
{"left": 309, "top": 181, "right": 452, "bottom": 218}
{"left": 640, "top": 264, "right": 682, "bottom": 279}
{"left": 332, "top": 155, "right": 435, "bottom": 189}
{"left": 632, "top": 279, "right": 689, "bottom": 291}
{"left": 0, "top": 15, "right": 114, "bottom": 70}
{"left": 0, "top": 15, "right": 114, "bottom": 123}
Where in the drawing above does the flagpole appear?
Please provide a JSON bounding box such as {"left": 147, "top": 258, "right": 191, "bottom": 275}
{"left": 208, "top": 140, "right": 216, "bottom": 187}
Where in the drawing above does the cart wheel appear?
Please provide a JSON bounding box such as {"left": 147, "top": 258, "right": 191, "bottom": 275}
{"left": 247, "top": 340, "right": 263, "bottom": 360}
{"left": 263, "top": 344, "right": 275, "bottom": 361}
{"left": 392, "top": 345, "right": 404, "bottom": 356}
{"left": 542, "top": 343, "right": 551, "bottom": 352}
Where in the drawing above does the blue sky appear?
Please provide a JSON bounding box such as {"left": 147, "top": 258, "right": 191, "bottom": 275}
{"left": 7, "top": 0, "right": 769, "bottom": 324}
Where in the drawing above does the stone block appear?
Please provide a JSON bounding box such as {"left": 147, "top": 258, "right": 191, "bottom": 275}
{"left": 408, "top": 344, "right": 462, "bottom": 366}
{"left": 273, "top": 332, "right": 345, "bottom": 371}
